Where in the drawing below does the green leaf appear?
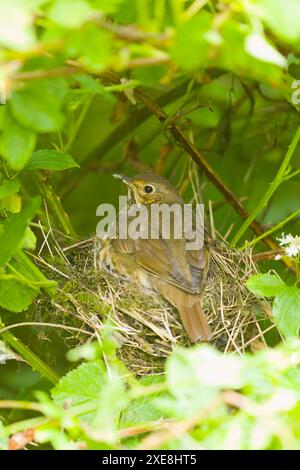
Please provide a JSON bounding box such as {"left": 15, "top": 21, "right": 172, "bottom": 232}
{"left": 170, "top": 12, "right": 213, "bottom": 70}
{"left": 90, "top": 0, "right": 125, "bottom": 14}
{"left": 0, "top": 193, "right": 22, "bottom": 213}
{"left": 74, "top": 74, "right": 109, "bottom": 95}
{"left": 10, "top": 87, "right": 64, "bottom": 133}
{"left": 0, "top": 179, "right": 20, "bottom": 199}
{"left": 0, "top": 197, "right": 40, "bottom": 267}
{"left": 92, "top": 376, "right": 128, "bottom": 443}
{"left": 26, "top": 149, "right": 79, "bottom": 171}
{"left": 20, "top": 226, "right": 37, "bottom": 250}
{"left": 164, "top": 346, "right": 243, "bottom": 417}
{"left": 245, "top": 274, "right": 287, "bottom": 297}
{"left": 52, "top": 360, "right": 106, "bottom": 407}
{"left": 288, "top": 54, "right": 300, "bottom": 78}
{"left": 273, "top": 286, "right": 300, "bottom": 338}
{"left": 49, "top": 0, "right": 94, "bottom": 28}
{"left": 0, "top": 279, "right": 38, "bottom": 312}
{"left": 0, "top": 111, "right": 36, "bottom": 170}
{"left": 120, "top": 376, "right": 164, "bottom": 429}
{"left": 251, "top": 0, "right": 300, "bottom": 43}
{"left": 67, "top": 25, "right": 110, "bottom": 72}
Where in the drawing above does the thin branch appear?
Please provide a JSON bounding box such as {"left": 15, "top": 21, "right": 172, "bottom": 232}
{"left": 103, "top": 72, "right": 287, "bottom": 259}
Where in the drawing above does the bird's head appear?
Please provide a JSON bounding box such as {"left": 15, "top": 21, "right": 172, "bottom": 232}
{"left": 113, "top": 173, "right": 183, "bottom": 205}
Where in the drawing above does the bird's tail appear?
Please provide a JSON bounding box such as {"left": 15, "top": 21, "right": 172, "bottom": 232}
{"left": 156, "top": 283, "right": 212, "bottom": 342}
{"left": 177, "top": 299, "right": 212, "bottom": 342}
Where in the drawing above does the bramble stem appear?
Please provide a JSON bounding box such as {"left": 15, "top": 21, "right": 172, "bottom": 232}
{"left": 0, "top": 318, "right": 60, "bottom": 385}
{"left": 231, "top": 125, "right": 300, "bottom": 247}
{"left": 241, "top": 208, "right": 300, "bottom": 250}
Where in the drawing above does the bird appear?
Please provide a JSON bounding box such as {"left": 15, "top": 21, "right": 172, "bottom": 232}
{"left": 96, "top": 173, "right": 212, "bottom": 342}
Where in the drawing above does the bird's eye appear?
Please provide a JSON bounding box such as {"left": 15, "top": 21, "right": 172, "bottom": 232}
{"left": 144, "top": 185, "right": 154, "bottom": 194}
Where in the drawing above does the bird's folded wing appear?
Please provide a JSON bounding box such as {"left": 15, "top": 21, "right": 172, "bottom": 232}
{"left": 111, "top": 237, "right": 205, "bottom": 293}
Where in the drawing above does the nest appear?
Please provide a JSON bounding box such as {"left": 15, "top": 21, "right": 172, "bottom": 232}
{"left": 28, "top": 232, "right": 276, "bottom": 375}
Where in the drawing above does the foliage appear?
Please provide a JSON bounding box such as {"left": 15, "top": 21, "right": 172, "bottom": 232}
{"left": 1, "top": 0, "right": 300, "bottom": 450}
{"left": 2, "top": 338, "right": 300, "bottom": 450}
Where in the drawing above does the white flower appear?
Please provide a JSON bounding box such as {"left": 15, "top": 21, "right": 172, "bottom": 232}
{"left": 276, "top": 233, "right": 300, "bottom": 259}
{"left": 278, "top": 233, "right": 294, "bottom": 246}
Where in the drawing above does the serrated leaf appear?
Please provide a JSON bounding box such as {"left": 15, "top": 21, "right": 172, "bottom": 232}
{"left": 0, "top": 278, "right": 38, "bottom": 312}
{"left": 0, "top": 179, "right": 20, "bottom": 199}
{"left": 52, "top": 360, "right": 106, "bottom": 407}
{"left": 273, "top": 286, "right": 300, "bottom": 338}
{"left": 120, "top": 376, "right": 164, "bottom": 428}
{"left": 26, "top": 149, "right": 79, "bottom": 171}
{"left": 10, "top": 87, "right": 64, "bottom": 133}
{"left": 0, "top": 111, "right": 36, "bottom": 170}
{"left": 246, "top": 274, "right": 286, "bottom": 297}
{"left": 0, "top": 197, "right": 40, "bottom": 267}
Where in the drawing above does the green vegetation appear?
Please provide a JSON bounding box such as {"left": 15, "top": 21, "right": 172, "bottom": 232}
{"left": 1, "top": 0, "right": 300, "bottom": 450}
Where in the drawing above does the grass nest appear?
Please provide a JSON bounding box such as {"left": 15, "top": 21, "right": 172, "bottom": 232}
{"left": 31, "top": 233, "right": 276, "bottom": 375}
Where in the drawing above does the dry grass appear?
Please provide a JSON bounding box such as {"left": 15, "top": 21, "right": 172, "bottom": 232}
{"left": 28, "top": 230, "right": 276, "bottom": 375}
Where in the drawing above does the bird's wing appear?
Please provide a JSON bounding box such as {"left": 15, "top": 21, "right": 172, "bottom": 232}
{"left": 111, "top": 236, "right": 205, "bottom": 293}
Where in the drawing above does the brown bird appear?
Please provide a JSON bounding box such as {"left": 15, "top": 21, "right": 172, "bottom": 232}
{"left": 97, "top": 173, "right": 212, "bottom": 342}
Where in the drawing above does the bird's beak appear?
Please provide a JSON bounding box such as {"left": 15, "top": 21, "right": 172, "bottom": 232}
{"left": 113, "top": 174, "right": 131, "bottom": 185}
{"left": 113, "top": 174, "right": 136, "bottom": 203}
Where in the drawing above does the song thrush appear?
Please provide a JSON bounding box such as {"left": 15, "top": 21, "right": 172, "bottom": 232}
{"left": 97, "top": 173, "right": 212, "bottom": 342}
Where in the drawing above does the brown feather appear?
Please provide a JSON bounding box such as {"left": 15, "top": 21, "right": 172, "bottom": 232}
{"left": 153, "top": 281, "right": 212, "bottom": 342}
